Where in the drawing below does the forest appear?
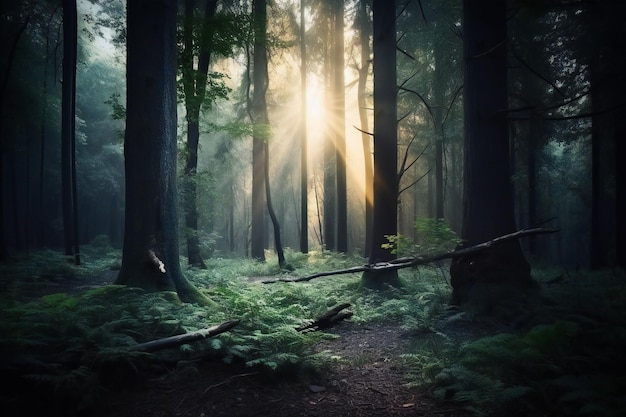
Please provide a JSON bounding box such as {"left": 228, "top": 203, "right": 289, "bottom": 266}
{"left": 1, "top": 0, "right": 625, "bottom": 416}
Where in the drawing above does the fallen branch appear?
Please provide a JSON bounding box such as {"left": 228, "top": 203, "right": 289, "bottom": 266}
{"left": 263, "top": 228, "right": 558, "bottom": 284}
{"left": 296, "top": 303, "right": 353, "bottom": 332}
{"left": 129, "top": 319, "right": 240, "bottom": 353}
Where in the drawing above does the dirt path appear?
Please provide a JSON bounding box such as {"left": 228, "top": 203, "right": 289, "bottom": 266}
{"left": 96, "top": 323, "right": 469, "bottom": 417}
{"left": 8, "top": 270, "right": 469, "bottom": 417}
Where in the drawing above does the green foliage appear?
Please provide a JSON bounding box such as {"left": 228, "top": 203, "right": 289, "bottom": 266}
{"left": 415, "top": 218, "right": 461, "bottom": 253}
{"left": 382, "top": 218, "right": 460, "bottom": 257}
{"left": 401, "top": 268, "right": 626, "bottom": 416}
{"left": 104, "top": 93, "right": 126, "bottom": 121}
{"left": 5, "top": 248, "right": 624, "bottom": 417}
{"left": 0, "top": 248, "right": 371, "bottom": 413}
{"left": 381, "top": 234, "right": 417, "bottom": 256}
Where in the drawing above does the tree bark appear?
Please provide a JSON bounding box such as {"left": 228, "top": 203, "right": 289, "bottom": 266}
{"left": 115, "top": 0, "right": 210, "bottom": 305}
{"left": 181, "top": 0, "right": 218, "bottom": 269}
{"left": 323, "top": 1, "right": 336, "bottom": 252}
{"left": 334, "top": 0, "right": 348, "bottom": 253}
{"left": 433, "top": 44, "right": 445, "bottom": 220}
{"left": 250, "top": 0, "right": 283, "bottom": 265}
{"left": 450, "top": 0, "right": 531, "bottom": 305}
{"left": 61, "top": 0, "right": 79, "bottom": 264}
{"left": 357, "top": 0, "right": 373, "bottom": 258}
{"left": 299, "top": 0, "right": 308, "bottom": 254}
{"left": 363, "top": 0, "right": 400, "bottom": 288}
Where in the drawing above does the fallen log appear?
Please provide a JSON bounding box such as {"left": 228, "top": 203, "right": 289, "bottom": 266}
{"left": 129, "top": 319, "right": 240, "bottom": 353}
{"left": 263, "top": 228, "right": 558, "bottom": 284}
{"left": 296, "top": 303, "right": 353, "bottom": 332}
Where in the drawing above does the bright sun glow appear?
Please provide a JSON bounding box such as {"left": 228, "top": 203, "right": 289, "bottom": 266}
{"left": 268, "top": 60, "right": 370, "bottom": 234}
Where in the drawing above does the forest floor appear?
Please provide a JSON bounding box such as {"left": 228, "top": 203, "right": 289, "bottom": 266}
{"left": 34, "top": 271, "right": 472, "bottom": 417}
{"left": 96, "top": 321, "right": 470, "bottom": 417}
{"left": 5, "top": 253, "right": 626, "bottom": 417}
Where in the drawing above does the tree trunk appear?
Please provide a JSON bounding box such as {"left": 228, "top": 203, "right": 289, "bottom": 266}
{"left": 115, "top": 0, "right": 210, "bottom": 305}
{"left": 257, "top": 0, "right": 284, "bottom": 267}
{"left": 299, "top": 0, "right": 308, "bottom": 254}
{"left": 251, "top": 0, "right": 274, "bottom": 263}
{"left": 181, "top": 0, "right": 218, "bottom": 269}
{"left": 0, "top": 0, "right": 31, "bottom": 260}
{"left": 264, "top": 141, "right": 285, "bottom": 267}
{"left": 450, "top": 0, "right": 531, "bottom": 305}
{"left": 61, "top": 0, "right": 78, "bottom": 263}
{"left": 589, "top": 2, "right": 618, "bottom": 270}
{"left": 433, "top": 45, "right": 445, "bottom": 220}
{"left": 363, "top": 0, "right": 400, "bottom": 288}
{"left": 334, "top": 0, "right": 347, "bottom": 253}
{"left": 357, "top": 0, "right": 373, "bottom": 258}
{"left": 323, "top": 1, "right": 336, "bottom": 252}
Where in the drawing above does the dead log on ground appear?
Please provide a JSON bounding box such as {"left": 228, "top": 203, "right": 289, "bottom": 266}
{"left": 263, "top": 228, "right": 558, "bottom": 284}
{"left": 129, "top": 319, "right": 240, "bottom": 353}
{"left": 296, "top": 303, "right": 353, "bottom": 332}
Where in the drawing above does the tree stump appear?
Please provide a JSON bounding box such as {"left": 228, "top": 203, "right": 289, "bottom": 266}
{"left": 449, "top": 241, "right": 535, "bottom": 307}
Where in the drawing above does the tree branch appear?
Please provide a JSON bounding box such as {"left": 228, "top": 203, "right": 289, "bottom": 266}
{"left": 129, "top": 320, "right": 240, "bottom": 352}
{"left": 262, "top": 228, "right": 558, "bottom": 284}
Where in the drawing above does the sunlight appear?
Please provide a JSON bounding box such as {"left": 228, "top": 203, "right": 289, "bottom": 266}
{"left": 304, "top": 75, "right": 326, "bottom": 159}
{"left": 306, "top": 82, "right": 325, "bottom": 121}
{"left": 266, "top": 56, "right": 371, "bottom": 245}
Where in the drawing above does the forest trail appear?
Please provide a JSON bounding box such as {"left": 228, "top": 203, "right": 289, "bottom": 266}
{"left": 29, "top": 271, "right": 469, "bottom": 417}
{"left": 96, "top": 320, "right": 469, "bottom": 417}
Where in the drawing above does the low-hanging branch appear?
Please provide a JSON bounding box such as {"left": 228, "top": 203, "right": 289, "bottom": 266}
{"left": 262, "top": 228, "right": 558, "bottom": 284}
{"left": 129, "top": 319, "right": 240, "bottom": 353}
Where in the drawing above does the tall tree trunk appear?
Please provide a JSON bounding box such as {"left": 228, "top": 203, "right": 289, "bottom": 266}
{"left": 616, "top": 116, "right": 626, "bottom": 269}
{"left": 38, "top": 8, "right": 57, "bottom": 249}
{"left": 181, "top": 0, "right": 218, "bottom": 268}
{"left": 357, "top": 0, "right": 373, "bottom": 258}
{"left": 115, "top": 0, "right": 210, "bottom": 305}
{"left": 526, "top": 105, "right": 544, "bottom": 256}
{"left": 432, "top": 45, "right": 445, "bottom": 220}
{"left": 299, "top": 0, "right": 308, "bottom": 254}
{"left": 257, "top": 0, "right": 284, "bottom": 267}
{"left": 450, "top": 0, "right": 531, "bottom": 305}
{"left": 334, "top": 0, "right": 347, "bottom": 253}
{"left": 250, "top": 0, "right": 271, "bottom": 262}
{"left": 322, "top": 0, "right": 336, "bottom": 252}
{"left": 0, "top": 11, "right": 30, "bottom": 259}
{"left": 589, "top": 2, "right": 620, "bottom": 269}
{"left": 61, "top": 0, "right": 80, "bottom": 264}
{"left": 363, "top": 0, "right": 400, "bottom": 288}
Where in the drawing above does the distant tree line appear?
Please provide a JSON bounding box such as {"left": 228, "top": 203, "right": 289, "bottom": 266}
{"left": 1, "top": 0, "right": 624, "bottom": 285}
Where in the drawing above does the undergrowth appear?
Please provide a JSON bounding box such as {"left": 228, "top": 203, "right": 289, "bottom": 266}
{"left": 2, "top": 244, "right": 625, "bottom": 417}
{"left": 0, "top": 246, "right": 450, "bottom": 415}
{"left": 400, "top": 266, "right": 626, "bottom": 417}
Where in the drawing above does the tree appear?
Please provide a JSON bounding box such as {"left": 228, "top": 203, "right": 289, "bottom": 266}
{"left": 299, "top": 0, "right": 308, "bottom": 254}
{"left": 449, "top": 0, "right": 531, "bottom": 305}
{"left": 61, "top": 0, "right": 80, "bottom": 264}
{"left": 115, "top": 0, "right": 210, "bottom": 305}
{"left": 180, "top": 0, "right": 218, "bottom": 269}
{"left": 0, "top": 1, "right": 31, "bottom": 260}
{"left": 333, "top": 0, "right": 347, "bottom": 253}
{"left": 356, "top": 0, "right": 373, "bottom": 258}
{"left": 250, "top": 0, "right": 266, "bottom": 261}
{"left": 362, "top": 0, "right": 400, "bottom": 288}
{"left": 321, "top": 1, "right": 335, "bottom": 252}
{"left": 588, "top": 1, "right": 625, "bottom": 269}
{"left": 257, "top": 0, "right": 285, "bottom": 267}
